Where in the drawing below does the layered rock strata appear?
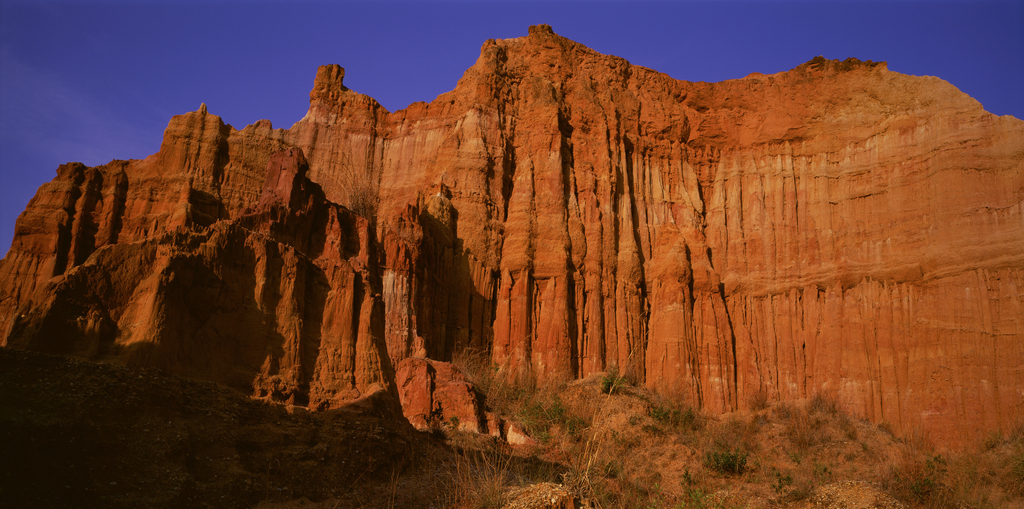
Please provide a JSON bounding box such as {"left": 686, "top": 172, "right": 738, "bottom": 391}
{"left": 2, "top": 25, "right": 1022, "bottom": 442}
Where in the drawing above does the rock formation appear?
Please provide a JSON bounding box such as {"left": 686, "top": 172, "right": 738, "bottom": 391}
{"left": 1, "top": 25, "right": 1022, "bottom": 443}
{"left": 0, "top": 147, "right": 395, "bottom": 411}
{"left": 395, "top": 357, "right": 495, "bottom": 435}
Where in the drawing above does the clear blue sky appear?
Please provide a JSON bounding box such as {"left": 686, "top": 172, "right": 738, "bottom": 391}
{"left": 2, "top": 0, "right": 1022, "bottom": 254}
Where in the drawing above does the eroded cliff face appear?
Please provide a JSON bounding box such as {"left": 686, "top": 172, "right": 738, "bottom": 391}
{"left": 0, "top": 147, "right": 394, "bottom": 410}
{"left": 1, "top": 25, "right": 1021, "bottom": 442}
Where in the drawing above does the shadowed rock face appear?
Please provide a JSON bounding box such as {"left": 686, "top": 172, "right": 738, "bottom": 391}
{"left": 1, "top": 25, "right": 1022, "bottom": 443}
{"left": 0, "top": 147, "right": 394, "bottom": 411}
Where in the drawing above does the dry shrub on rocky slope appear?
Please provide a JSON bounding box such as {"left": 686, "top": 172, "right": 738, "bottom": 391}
{"left": 449, "top": 355, "right": 1024, "bottom": 509}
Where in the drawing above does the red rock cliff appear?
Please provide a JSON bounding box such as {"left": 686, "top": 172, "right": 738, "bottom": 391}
{"left": 1, "top": 25, "right": 1021, "bottom": 442}
{"left": 0, "top": 146, "right": 394, "bottom": 410}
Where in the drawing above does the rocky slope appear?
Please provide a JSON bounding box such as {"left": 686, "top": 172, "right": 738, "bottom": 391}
{"left": 0, "top": 348, "right": 443, "bottom": 509}
{"left": 1, "top": 25, "right": 1022, "bottom": 443}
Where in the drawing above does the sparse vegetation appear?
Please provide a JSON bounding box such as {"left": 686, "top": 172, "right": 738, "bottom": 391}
{"left": 704, "top": 449, "right": 749, "bottom": 475}
{"left": 1011, "top": 449, "right": 1024, "bottom": 496}
{"left": 517, "top": 396, "right": 587, "bottom": 440}
{"left": 747, "top": 388, "right": 769, "bottom": 411}
{"left": 337, "top": 150, "right": 379, "bottom": 223}
{"left": 771, "top": 469, "right": 794, "bottom": 494}
{"left": 601, "top": 366, "right": 625, "bottom": 395}
{"left": 442, "top": 349, "right": 1024, "bottom": 508}
{"left": 443, "top": 447, "right": 514, "bottom": 509}
{"left": 648, "top": 400, "right": 700, "bottom": 432}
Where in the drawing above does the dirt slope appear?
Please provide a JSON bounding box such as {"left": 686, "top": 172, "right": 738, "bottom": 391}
{"left": 0, "top": 348, "right": 448, "bottom": 509}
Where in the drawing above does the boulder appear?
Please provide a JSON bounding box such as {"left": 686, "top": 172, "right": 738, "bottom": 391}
{"left": 395, "top": 357, "right": 491, "bottom": 434}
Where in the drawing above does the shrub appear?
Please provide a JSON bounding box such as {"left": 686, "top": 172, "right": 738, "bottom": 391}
{"left": 713, "top": 416, "right": 759, "bottom": 454}
{"left": 808, "top": 392, "right": 839, "bottom": 416}
{"left": 773, "top": 402, "right": 794, "bottom": 420}
{"left": 680, "top": 487, "right": 717, "bottom": 509}
{"left": 336, "top": 150, "right": 379, "bottom": 224}
{"left": 747, "top": 388, "right": 769, "bottom": 411}
{"left": 788, "top": 480, "right": 814, "bottom": 502}
{"left": 983, "top": 431, "right": 1003, "bottom": 451}
{"left": 813, "top": 462, "right": 833, "bottom": 483}
{"left": 648, "top": 403, "right": 699, "bottom": 432}
{"left": 704, "top": 449, "right": 749, "bottom": 475}
{"left": 649, "top": 404, "right": 676, "bottom": 423}
{"left": 348, "top": 180, "right": 378, "bottom": 222}
{"left": 786, "top": 408, "right": 826, "bottom": 450}
{"left": 642, "top": 424, "right": 663, "bottom": 436}
{"left": 889, "top": 453, "right": 949, "bottom": 505}
{"left": 1008, "top": 450, "right": 1024, "bottom": 496}
{"left": 772, "top": 470, "right": 794, "bottom": 494}
{"left": 601, "top": 367, "right": 624, "bottom": 395}
{"left": 877, "top": 420, "right": 896, "bottom": 436}
{"left": 514, "top": 394, "right": 591, "bottom": 442}
{"left": 681, "top": 468, "right": 697, "bottom": 487}
{"left": 839, "top": 414, "right": 859, "bottom": 441}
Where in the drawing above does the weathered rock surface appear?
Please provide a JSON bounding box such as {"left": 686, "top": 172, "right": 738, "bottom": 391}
{"left": 395, "top": 357, "right": 497, "bottom": 435}
{"left": 1, "top": 147, "right": 395, "bottom": 411}
{"left": 1, "top": 25, "right": 1022, "bottom": 442}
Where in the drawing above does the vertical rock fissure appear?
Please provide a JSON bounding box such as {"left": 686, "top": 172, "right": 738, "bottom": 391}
{"left": 499, "top": 104, "right": 517, "bottom": 224}
{"left": 606, "top": 126, "right": 621, "bottom": 369}
{"left": 797, "top": 289, "right": 807, "bottom": 397}
{"left": 69, "top": 171, "right": 101, "bottom": 269}
{"left": 488, "top": 268, "right": 500, "bottom": 358}
{"left": 559, "top": 110, "right": 581, "bottom": 376}
{"left": 526, "top": 272, "right": 536, "bottom": 373}
{"left": 684, "top": 244, "right": 703, "bottom": 406}
{"left": 52, "top": 168, "right": 86, "bottom": 277}
{"left": 745, "top": 297, "right": 763, "bottom": 401}
{"left": 891, "top": 285, "right": 905, "bottom": 431}
{"left": 623, "top": 136, "right": 650, "bottom": 381}
{"left": 768, "top": 296, "right": 781, "bottom": 399}
{"left": 212, "top": 123, "right": 231, "bottom": 197}
{"left": 301, "top": 264, "right": 330, "bottom": 401}
{"left": 107, "top": 170, "right": 130, "bottom": 246}
{"left": 719, "top": 281, "right": 739, "bottom": 409}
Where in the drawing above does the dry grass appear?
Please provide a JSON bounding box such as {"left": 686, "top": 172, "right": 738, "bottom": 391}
{"left": 747, "top": 388, "right": 769, "bottom": 412}
{"left": 442, "top": 446, "right": 514, "bottom": 509}
{"left": 437, "top": 433, "right": 570, "bottom": 509}
{"left": 442, "top": 354, "right": 1024, "bottom": 509}
{"left": 453, "top": 349, "right": 589, "bottom": 443}
{"left": 560, "top": 431, "right": 603, "bottom": 498}
{"left": 778, "top": 393, "right": 854, "bottom": 452}
{"left": 876, "top": 424, "right": 1024, "bottom": 509}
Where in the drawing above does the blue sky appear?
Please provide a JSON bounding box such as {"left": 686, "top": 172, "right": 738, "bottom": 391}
{"left": 1, "top": 0, "right": 1022, "bottom": 253}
